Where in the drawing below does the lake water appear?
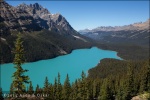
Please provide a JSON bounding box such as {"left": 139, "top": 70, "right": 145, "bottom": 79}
{"left": 0, "top": 47, "right": 121, "bottom": 91}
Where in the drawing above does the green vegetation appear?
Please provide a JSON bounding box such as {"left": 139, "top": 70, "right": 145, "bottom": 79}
{"left": 11, "top": 34, "right": 30, "bottom": 99}
{"left": 28, "top": 81, "right": 34, "bottom": 95}
{"left": 1, "top": 28, "right": 149, "bottom": 64}
{"left": 0, "top": 30, "right": 93, "bottom": 63}
{"left": 96, "top": 42, "right": 149, "bottom": 60}
{"left": 62, "top": 74, "right": 71, "bottom": 100}
{"left": 1, "top": 30, "right": 149, "bottom": 100}
{"left": 0, "top": 88, "right": 4, "bottom": 100}
{"left": 0, "top": 59, "right": 149, "bottom": 100}
{"left": 1, "top": 58, "right": 149, "bottom": 100}
{"left": 88, "top": 58, "right": 150, "bottom": 100}
{"left": 139, "top": 92, "right": 150, "bottom": 100}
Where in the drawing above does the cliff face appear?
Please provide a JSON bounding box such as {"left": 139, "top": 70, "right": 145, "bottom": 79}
{"left": 0, "top": 1, "right": 42, "bottom": 34}
{"left": 0, "top": 1, "right": 76, "bottom": 35}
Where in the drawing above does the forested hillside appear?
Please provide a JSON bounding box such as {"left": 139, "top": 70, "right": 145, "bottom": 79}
{"left": 0, "top": 30, "right": 93, "bottom": 63}
{"left": 0, "top": 1, "right": 149, "bottom": 100}
{"left": 2, "top": 59, "right": 149, "bottom": 100}
{"left": 0, "top": 0, "right": 93, "bottom": 63}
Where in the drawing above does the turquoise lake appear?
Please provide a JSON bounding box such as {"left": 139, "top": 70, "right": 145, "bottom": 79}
{"left": 0, "top": 47, "right": 121, "bottom": 91}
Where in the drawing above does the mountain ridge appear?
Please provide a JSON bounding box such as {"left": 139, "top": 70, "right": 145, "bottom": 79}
{"left": 0, "top": 1, "right": 93, "bottom": 63}
{"left": 79, "top": 19, "right": 149, "bottom": 33}
{"left": 0, "top": 1, "right": 77, "bottom": 35}
{"left": 79, "top": 19, "right": 149, "bottom": 47}
{"left": 16, "top": 2, "right": 74, "bottom": 33}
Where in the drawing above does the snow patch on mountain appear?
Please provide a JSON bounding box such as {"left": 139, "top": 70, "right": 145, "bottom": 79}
{"left": 72, "top": 35, "right": 87, "bottom": 42}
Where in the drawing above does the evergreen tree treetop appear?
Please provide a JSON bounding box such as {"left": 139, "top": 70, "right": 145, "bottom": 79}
{"left": 11, "top": 33, "right": 30, "bottom": 94}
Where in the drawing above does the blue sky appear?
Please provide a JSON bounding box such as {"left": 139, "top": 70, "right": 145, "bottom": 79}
{"left": 7, "top": 1, "right": 149, "bottom": 31}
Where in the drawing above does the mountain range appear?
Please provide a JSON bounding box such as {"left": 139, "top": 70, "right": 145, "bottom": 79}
{"left": 79, "top": 19, "right": 149, "bottom": 33}
{"left": 0, "top": 0, "right": 149, "bottom": 63}
{"left": 79, "top": 19, "right": 149, "bottom": 47}
{"left": 0, "top": 1, "right": 76, "bottom": 34}
{"left": 0, "top": 1, "right": 92, "bottom": 63}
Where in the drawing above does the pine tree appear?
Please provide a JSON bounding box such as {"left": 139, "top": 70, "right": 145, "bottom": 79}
{"left": 35, "top": 84, "right": 40, "bottom": 96}
{"left": 85, "top": 80, "right": 91, "bottom": 99}
{"left": 99, "top": 79, "right": 111, "bottom": 100}
{"left": 11, "top": 34, "right": 29, "bottom": 94}
{"left": 43, "top": 77, "right": 50, "bottom": 100}
{"left": 93, "top": 80, "right": 97, "bottom": 98}
{"left": 0, "top": 88, "right": 4, "bottom": 100}
{"left": 147, "top": 62, "right": 150, "bottom": 92}
{"left": 81, "top": 71, "right": 86, "bottom": 81}
{"left": 44, "top": 76, "right": 49, "bottom": 93}
{"left": 10, "top": 83, "right": 14, "bottom": 94}
{"left": 53, "top": 78, "right": 57, "bottom": 99}
{"left": 139, "top": 75, "right": 147, "bottom": 93}
{"left": 48, "top": 83, "right": 54, "bottom": 100}
{"left": 56, "top": 73, "right": 62, "bottom": 100}
{"left": 28, "top": 81, "right": 34, "bottom": 94}
{"left": 107, "top": 77, "right": 116, "bottom": 100}
{"left": 71, "top": 80, "right": 78, "bottom": 99}
{"left": 143, "top": 60, "right": 150, "bottom": 93}
{"left": 78, "top": 71, "right": 87, "bottom": 99}
{"left": 62, "top": 74, "right": 71, "bottom": 100}
{"left": 124, "top": 62, "right": 134, "bottom": 100}
{"left": 116, "top": 79, "right": 124, "bottom": 100}
{"left": 138, "top": 60, "right": 150, "bottom": 96}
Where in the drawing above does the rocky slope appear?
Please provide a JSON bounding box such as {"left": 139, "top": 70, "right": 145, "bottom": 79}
{"left": 0, "top": 1, "right": 76, "bottom": 35}
{"left": 79, "top": 19, "right": 149, "bottom": 47}
{"left": 0, "top": 1, "right": 92, "bottom": 63}
{"left": 16, "top": 3, "right": 75, "bottom": 34}
{"left": 0, "top": 1, "right": 42, "bottom": 35}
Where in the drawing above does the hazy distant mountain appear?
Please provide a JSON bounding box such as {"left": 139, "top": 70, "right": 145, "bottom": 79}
{"left": 0, "top": 1, "right": 92, "bottom": 63}
{"left": 79, "top": 19, "right": 149, "bottom": 32}
{"left": 79, "top": 19, "right": 149, "bottom": 47}
{"left": 79, "top": 29, "right": 91, "bottom": 34}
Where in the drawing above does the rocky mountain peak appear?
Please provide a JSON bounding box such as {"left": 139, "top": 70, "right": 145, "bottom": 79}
{"left": 0, "top": 0, "right": 8, "bottom": 5}
{"left": 17, "top": 2, "right": 50, "bottom": 16}
{"left": 1, "top": 1, "right": 75, "bottom": 34}
{"left": 0, "top": 0, "right": 14, "bottom": 10}
{"left": 51, "top": 13, "right": 63, "bottom": 23}
{"left": 30, "top": 3, "right": 41, "bottom": 10}
{"left": 19, "top": 2, "right": 28, "bottom": 6}
{"left": 17, "top": 3, "right": 29, "bottom": 11}
{"left": 0, "top": 1, "right": 43, "bottom": 33}
{"left": 132, "top": 19, "right": 149, "bottom": 30}
{"left": 50, "top": 13, "right": 73, "bottom": 31}
{"left": 18, "top": 2, "right": 42, "bottom": 10}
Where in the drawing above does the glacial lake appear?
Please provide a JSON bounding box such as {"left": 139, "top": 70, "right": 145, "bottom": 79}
{"left": 0, "top": 47, "right": 121, "bottom": 91}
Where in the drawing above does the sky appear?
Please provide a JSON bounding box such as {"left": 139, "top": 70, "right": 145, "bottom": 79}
{"left": 6, "top": 1, "right": 149, "bottom": 31}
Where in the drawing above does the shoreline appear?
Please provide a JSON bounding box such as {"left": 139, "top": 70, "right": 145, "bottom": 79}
{"left": 0, "top": 46, "right": 93, "bottom": 65}
{"left": 0, "top": 46, "right": 122, "bottom": 67}
{"left": 0, "top": 46, "right": 123, "bottom": 65}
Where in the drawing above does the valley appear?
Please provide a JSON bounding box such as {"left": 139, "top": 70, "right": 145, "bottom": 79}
{"left": 0, "top": 0, "right": 149, "bottom": 100}
{"left": 79, "top": 19, "right": 149, "bottom": 60}
{"left": 1, "top": 47, "right": 120, "bottom": 91}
